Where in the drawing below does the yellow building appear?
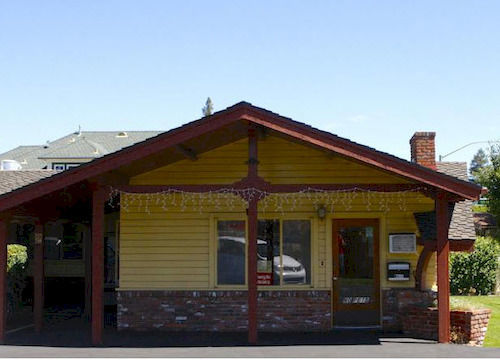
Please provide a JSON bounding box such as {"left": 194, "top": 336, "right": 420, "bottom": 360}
{"left": 0, "top": 102, "right": 480, "bottom": 345}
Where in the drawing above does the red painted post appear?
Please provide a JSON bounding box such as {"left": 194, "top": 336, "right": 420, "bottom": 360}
{"left": 247, "top": 197, "right": 258, "bottom": 344}
{"left": 33, "top": 221, "right": 44, "bottom": 333}
{"left": 247, "top": 126, "right": 258, "bottom": 344}
{"left": 436, "top": 192, "right": 450, "bottom": 343}
{"left": 0, "top": 219, "right": 7, "bottom": 344}
{"left": 91, "top": 188, "right": 105, "bottom": 346}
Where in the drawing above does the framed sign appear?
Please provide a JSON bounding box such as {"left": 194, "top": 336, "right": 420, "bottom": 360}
{"left": 389, "top": 233, "right": 416, "bottom": 253}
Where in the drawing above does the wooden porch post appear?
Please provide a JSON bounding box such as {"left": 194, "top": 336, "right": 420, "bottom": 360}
{"left": 436, "top": 191, "right": 450, "bottom": 343}
{"left": 247, "top": 198, "right": 258, "bottom": 344}
{"left": 247, "top": 126, "right": 258, "bottom": 344}
{"left": 91, "top": 187, "right": 105, "bottom": 346}
{"left": 33, "top": 221, "right": 44, "bottom": 333}
{"left": 0, "top": 219, "right": 7, "bottom": 344}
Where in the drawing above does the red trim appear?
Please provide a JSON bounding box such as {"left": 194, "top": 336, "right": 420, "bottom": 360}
{"left": 241, "top": 109, "right": 480, "bottom": 200}
{"left": 91, "top": 188, "right": 105, "bottom": 346}
{"left": 0, "top": 219, "right": 6, "bottom": 344}
{"left": 34, "top": 221, "right": 44, "bottom": 333}
{"left": 248, "top": 126, "right": 258, "bottom": 180}
{"left": 436, "top": 192, "right": 450, "bottom": 343}
{"left": 418, "top": 239, "right": 475, "bottom": 252}
{"left": 0, "top": 103, "right": 480, "bottom": 213}
{"left": 247, "top": 127, "right": 258, "bottom": 344}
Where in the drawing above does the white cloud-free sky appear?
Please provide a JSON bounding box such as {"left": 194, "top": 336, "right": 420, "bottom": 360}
{"left": 1, "top": 0, "right": 499, "bottom": 164}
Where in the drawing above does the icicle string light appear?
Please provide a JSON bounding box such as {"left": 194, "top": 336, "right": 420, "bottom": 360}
{"left": 108, "top": 186, "right": 425, "bottom": 215}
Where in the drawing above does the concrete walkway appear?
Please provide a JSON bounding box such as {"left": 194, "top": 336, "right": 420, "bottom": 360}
{"left": 1, "top": 322, "right": 499, "bottom": 358}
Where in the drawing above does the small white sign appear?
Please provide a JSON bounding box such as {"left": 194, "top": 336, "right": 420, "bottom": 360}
{"left": 389, "top": 233, "right": 416, "bottom": 253}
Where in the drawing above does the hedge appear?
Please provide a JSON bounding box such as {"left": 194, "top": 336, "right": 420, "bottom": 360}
{"left": 450, "top": 236, "right": 499, "bottom": 295}
{"left": 7, "top": 244, "right": 28, "bottom": 317}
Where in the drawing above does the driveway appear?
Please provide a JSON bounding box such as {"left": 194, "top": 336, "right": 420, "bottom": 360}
{"left": 2, "top": 320, "right": 499, "bottom": 358}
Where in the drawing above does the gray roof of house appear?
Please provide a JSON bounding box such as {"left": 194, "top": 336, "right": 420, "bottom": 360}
{"left": 0, "top": 131, "right": 162, "bottom": 169}
{"left": 414, "top": 162, "right": 476, "bottom": 242}
{"left": 0, "top": 170, "right": 57, "bottom": 195}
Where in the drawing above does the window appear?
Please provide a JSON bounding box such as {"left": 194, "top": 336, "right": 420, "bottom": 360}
{"left": 257, "top": 219, "right": 311, "bottom": 286}
{"left": 217, "top": 220, "right": 246, "bottom": 285}
{"left": 43, "top": 223, "right": 83, "bottom": 260}
{"left": 257, "top": 220, "right": 280, "bottom": 285}
{"left": 216, "top": 218, "right": 312, "bottom": 287}
{"left": 282, "top": 220, "right": 311, "bottom": 284}
{"left": 52, "top": 164, "right": 66, "bottom": 171}
{"left": 52, "top": 163, "right": 81, "bottom": 171}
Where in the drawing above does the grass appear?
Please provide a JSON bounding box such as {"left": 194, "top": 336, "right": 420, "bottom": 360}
{"left": 451, "top": 295, "right": 500, "bottom": 347}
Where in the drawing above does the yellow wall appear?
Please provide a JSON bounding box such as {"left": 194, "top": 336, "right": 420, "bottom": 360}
{"left": 120, "top": 136, "right": 436, "bottom": 291}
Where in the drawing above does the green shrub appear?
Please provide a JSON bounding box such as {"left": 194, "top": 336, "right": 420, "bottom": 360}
{"left": 450, "top": 237, "right": 499, "bottom": 295}
{"left": 7, "top": 244, "right": 28, "bottom": 316}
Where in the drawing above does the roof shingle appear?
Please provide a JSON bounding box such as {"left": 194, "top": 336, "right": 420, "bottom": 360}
{"left": 0, "top": 170, "right": 57, "bottom": 195}
{"left": 414, "top": 162, "right": 477, "bottom": 243}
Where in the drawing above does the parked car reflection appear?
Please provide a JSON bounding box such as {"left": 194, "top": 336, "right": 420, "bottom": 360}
{"left": 217, "top": 236, "right": 306, "bottom": 285}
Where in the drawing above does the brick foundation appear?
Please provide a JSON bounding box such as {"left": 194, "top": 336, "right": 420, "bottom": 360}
{"left": 402, "top": 307, "right": 492, "bottom": 345}
{"left": 382, "top": 288, "right": 436, "bottom": 332}
{"left": 117, "top": 290, "right": 331, "bottom": 332}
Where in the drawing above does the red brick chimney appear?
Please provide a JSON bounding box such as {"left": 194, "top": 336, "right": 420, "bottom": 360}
{"left": 410, "top": 132, "right": 436, "bottom": 169}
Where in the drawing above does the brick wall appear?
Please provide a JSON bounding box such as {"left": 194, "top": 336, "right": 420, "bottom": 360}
{"left": 382, "top": 288, "right": 436, "bottom": 332}
{"left": 402, "top": 307, "right": 492, "bottom": 345}
{"left": 117, "top": 290, "right": 331, "bottom": 332}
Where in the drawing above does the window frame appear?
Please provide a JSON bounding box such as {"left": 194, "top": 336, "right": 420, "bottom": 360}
{"left": 211, "top": 214, "right": 315, "bottom": 290}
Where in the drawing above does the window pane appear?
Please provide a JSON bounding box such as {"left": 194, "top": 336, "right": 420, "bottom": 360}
{"left": 217, "top": 220, "right": 246, "bottom": 285}
{"left": 62, "top": 223, "right": 83, "bottom": 259}
{"left": 257, "top": 220, "right": 280, "bottom": 285}
{"left": 337, "top": 226, "right": 374, "bottom": 305}
{"left": 283, "top": 220, "right": 311, "bottom": 285}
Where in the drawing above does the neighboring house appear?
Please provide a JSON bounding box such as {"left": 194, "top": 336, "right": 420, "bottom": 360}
{"left": 473, "top": 212, "right": 498, "bottom": 236}
{"left": 0, "top": 130, "right": 160, "bottom": 307}
{"left": 0, "top": 102, "right": 481, "bottom": 345}
{"left": 0, "top": 130, "right": 161, "bottom": 171}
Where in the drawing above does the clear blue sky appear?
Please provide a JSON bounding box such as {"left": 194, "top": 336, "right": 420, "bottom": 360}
{"left": 1, "top": 0, "right": 499, "bottom": 164}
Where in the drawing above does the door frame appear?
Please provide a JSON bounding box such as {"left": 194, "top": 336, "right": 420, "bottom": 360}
{"left": 331, "top": 218, "right": 380, "bottom": 326}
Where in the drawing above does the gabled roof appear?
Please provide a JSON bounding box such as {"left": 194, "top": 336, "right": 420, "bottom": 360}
{"left": 0, "top": 102, "right": 482, "bottom": 213}
{"left": 0, "top": 131, "right": 162, "bottom": 168}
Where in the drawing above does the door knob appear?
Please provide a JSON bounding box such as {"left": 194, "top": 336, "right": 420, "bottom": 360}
{"left": 332, "top": 277, "right": 338, "bottom": 281}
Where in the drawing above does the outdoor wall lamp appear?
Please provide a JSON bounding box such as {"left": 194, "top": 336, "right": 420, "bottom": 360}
{"left": 317, "top": 205, "right": 327, "bottom": 219}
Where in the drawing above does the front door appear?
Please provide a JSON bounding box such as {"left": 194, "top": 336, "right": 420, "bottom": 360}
{"left": 332, "top": 219, "right": 380, "bottom": 327}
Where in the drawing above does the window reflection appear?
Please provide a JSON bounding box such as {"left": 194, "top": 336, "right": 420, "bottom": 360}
{"left": 217, "top": 220, "right": 246, "bottom": 285}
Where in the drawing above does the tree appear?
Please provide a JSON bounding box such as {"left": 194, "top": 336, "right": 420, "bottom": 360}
{"left": 476, "top": 145, "right": 500, "bottom": 222}
{"left": 470, "top": 148, "right": 489, "bottom": 176}
{"left": 202, "top": 97, "right": 213, "bottom": 117}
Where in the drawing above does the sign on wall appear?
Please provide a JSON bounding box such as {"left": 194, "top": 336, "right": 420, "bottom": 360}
{"left": 389, "top": 233, "right": 416, "bottom": 253}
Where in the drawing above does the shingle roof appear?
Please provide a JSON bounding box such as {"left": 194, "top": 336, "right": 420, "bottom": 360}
{"left": 0, "top": 170, "right": 57, "bottom": 195}
{"left": 0, "top": 145, "right": 48, "bottom": 169}
{"left": 414, "top": 162, "right": 476, "bottom": 242}
{"left": 0, "top": 131, "right": 162, "bottom": 169}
